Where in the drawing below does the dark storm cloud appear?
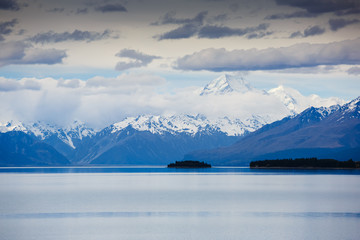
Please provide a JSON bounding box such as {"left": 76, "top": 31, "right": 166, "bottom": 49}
{"left": 265, "top": 11, "right": 318, "bottom": 20}
{"left": 95, "top": 3, "right": 127, "bottom": 13}
{"left": 115, "top": 49, "right": 160, "bottom": 71}
{"left": 0, "top": 41, "right": 67, "bottom": 67}
{"left": 275, "top": 0, "right": 359, "bottom": 14}
{"left": 290, "top": 25, "right": 325, "bottom": 38}
{"left": 175, "top": 38, "right": 360, "bottom": 71}
{"left": 152, "top": 11, "right": 207, "bottom": 26}
{"left": 198, "top": 23, "right": 269, "bottom": 39}
{"left": 28, "top": 30, "right": 114, "bottom": 44}
{"left": 0, "top": 19, "right": 17, "bottom": 41}
{"left": 329, "top": 18, "right": 360, "bottom": 31}
{"left": 0, "top": 0, "right": 20, "bottom": 11}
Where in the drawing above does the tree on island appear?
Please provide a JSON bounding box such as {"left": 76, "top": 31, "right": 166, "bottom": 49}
{"left": 167, "top": 160, "right": 211, "bottom": 168}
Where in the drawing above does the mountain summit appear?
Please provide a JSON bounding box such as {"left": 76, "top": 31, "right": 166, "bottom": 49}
{"left": 200, "top": 74, "right": 253, "bottom": 95}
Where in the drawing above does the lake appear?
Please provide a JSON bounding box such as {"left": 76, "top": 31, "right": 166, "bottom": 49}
{"left": 0, "top": 167, "right": 359, "bottom": 240}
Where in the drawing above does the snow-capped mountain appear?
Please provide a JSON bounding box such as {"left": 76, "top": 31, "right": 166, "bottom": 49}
{"left": 340, "top": 96, "right": 360, "bottom": 118}
{"left": 0, "top": 120, "right": 96, "bottom": 149}
{"left": 111, "top": 114, "right": 267, "bottom": 136}
{"left": 0, "top": 74, "right": 351, "bottom": 166}
{"left": 198, "top": 74, "right": 344, "bottom": 116}
{"left": 268, "top": 85, "right": 345, "bottom": 114}
{"left": 199, "top": 74, "right": 255, "bottom": 95}
{"left": 186, "top": 96, "right": 360, "bottom": 166}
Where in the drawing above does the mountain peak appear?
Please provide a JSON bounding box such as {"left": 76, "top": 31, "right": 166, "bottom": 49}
{"left": 200, "top": 74, "right": 253, "bottom": 95}
{"left": 340, "top": 96, "right": 360, "bottom": 118}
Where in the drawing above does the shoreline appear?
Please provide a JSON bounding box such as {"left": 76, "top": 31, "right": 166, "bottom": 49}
{"left": 250, "top": 167, "right": 359, "bottom": 170}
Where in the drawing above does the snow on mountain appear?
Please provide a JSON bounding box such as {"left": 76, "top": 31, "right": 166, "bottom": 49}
{"left": 0, "top": 120, "right": 27, "bottom": 133}
{"left": 0, "top": 120, "right": 96, "bottom": 149}
{"left": 342, "top": 96, "right": 360, "bottom": 113}
{"left": 199, "top": 74, "right": 255, "bottom": 95}
{"left": 110, "top": 114, "right": 269, "bottom": 136}
{"left": 335, "top": 96, "right": 360, "bottom": 121}
{"left": 268, "top": 85, "right": 345, "bottom": 114}
{"left": 198, "top": 74, "right": 344, "bottom": 117}
{"left": 0, "top": 74, "right": 347, "bottom": 149}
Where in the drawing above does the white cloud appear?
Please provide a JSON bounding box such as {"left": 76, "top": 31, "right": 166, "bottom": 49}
{"left": 176, "top": 38, "right": 360, "bottom": 71}
{"left": 0, "top": 77, "right": 41, "bottom": 91}
{"left": 0, "top": 73, "right": 292, "bottom": 128}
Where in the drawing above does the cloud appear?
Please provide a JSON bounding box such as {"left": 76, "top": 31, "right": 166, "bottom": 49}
{"left": 0, "top": 41, "right": 67, "bottom": 67}
{"left": 152, "top": 11, "right": 207, "bottom": 26}
{"left": 198, "top": 23, "right": 270, "bottom": 39}
{"left": 303, "top": 25, "right": 325, "bottom": 36}
{"left": 47, "top": 8, "right": 65, "bottom": 13}
{"left": 275, "top": 0, "right": 359, "bottom": 14}
{"left": 290, "top": 25, "right": 325, "bottom": 38}
{"left": 175, "top": 38, "right": 360, "bottom": 71}
{"left": 329, "top": 18, "right": 360, "bottom": 31}
{"left": 0, "top": 19, "right": 18, "bottom": 41}
{"left": 0, "top": 74, "right": 290, "bottom": 128}
{"left": 20, "top": 48, "right": 67, "bottom": 65}
{"left": 206, "top": 14, "right": 229, "bottom": 24}
{"left": 335, "top": 8, "right": 360, "bottom": 16}
{"left": 0, "top": 77, "right": 41, "bottom": 92}
{"left": 86, "top": 73, "right": 165, "bottom": 89}
{"left": 95, "top": 3, "right": 127, "bottom": 13}
{"left": 265, "top": 11, "right": 318, "bottom": 20}
{"left": 347, "top": 66, "right": 360, "bottom": 75}
{"left": 57, "top": 79, "right": 81, "bottom": 88}
{"left": 246, "top": 31, "right": 273, "bottom": 39}
{"left": 28, "top": 29, "right": 115, "bottom": 44}
{"left": 0, "top": 0, "right": 20, "bottom": 11}
{"left": 157, "top": 23, "right": 200, "bottom": 40}
{"left": 76, "top": 8, "right": 88, "bottom": 14}
{"left": 153, "top": 11, "right": 208, "bottom": 40}
{"left": 0, "top": 74, "right": 162, "bottom": 126}
{"left": 154, "top": 11, "right": 270, "bottom": 40}
{"left": 115, "top": 49, "right": 160, "bottom": 71}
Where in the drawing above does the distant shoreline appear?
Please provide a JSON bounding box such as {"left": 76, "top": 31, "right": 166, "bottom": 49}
{"left": 250, "top": 167, "right": 360, "bottom": 170}
{"left": 250, "top": 158, "right": 359, "bottom": 169}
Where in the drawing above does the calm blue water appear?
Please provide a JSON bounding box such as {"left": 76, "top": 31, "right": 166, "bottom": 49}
{"left": 0, "top": 167, "right": 359, "bottom": 240}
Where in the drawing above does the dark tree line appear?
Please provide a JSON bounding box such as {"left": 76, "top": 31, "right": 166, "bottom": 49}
{"left": 168, "top": 160, "right": 211, "bottom": 168}
{"left": 250, "top": 158, "right": 359, "bottom": 169}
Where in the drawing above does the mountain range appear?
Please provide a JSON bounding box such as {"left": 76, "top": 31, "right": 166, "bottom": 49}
{"left": 0, "top": 74, "right": 350, "bottom": 166}
{"left": 186, "top": 97, "right": 360, "bottom": 165}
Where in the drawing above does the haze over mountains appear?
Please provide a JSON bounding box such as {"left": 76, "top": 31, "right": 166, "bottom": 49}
{"left": 0, "top": 75, "right": 350, "bottom": 166}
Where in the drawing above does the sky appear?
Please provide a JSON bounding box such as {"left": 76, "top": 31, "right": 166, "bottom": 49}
{"left": 0, "top": 0, "right": 360, "bottom": 127}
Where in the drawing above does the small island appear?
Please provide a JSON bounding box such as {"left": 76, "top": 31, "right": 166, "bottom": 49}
{"left": 250, "top": 158, "right": 359, "bottom": 169}
{"left": 167, "top": 160, "right": 211, "bottom": 168}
